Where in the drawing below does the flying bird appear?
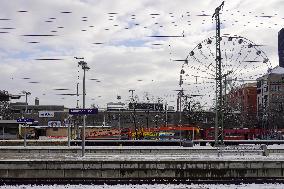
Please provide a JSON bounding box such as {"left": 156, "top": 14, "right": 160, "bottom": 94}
{"left": 259, "top": 15, "right": 273, "bottom": 18}
{"left": 56, "top": 93, "right": 77, "bottom": 96}
{"left": 22, "top": 34, "right": 57, "bottom": 36}
{"left": 0, "top": 27, "right": 15, "bottom": 30}
{"left": 35, "top": 58, "right": 63, "bottom": 60}
{"left": 196, "top": 14, "right": 211, "bottom": 16}
{"left": 53, "top": 88, "right": 70, "bottom": 91}
{"left": 148, "top": 35, "right": 184, "bottom": 38}
{"left": 243, "top": 60, "right": 262, "bottom": 63}
{"left": 29, "top": 81, "right": 40, "bottom": 83}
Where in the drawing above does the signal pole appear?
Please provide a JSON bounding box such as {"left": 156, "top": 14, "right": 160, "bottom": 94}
{"left": 212, "top": 1, "right": 225, "bottom": 146}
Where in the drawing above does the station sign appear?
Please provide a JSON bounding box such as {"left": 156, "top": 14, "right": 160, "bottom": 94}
{"left": 39, "top": 111, "right": 55, "bottom": 118}
{"left": 48, "top": 121, "right": 61, "bottom": 127}
{"left": 69, "top": 108, "right": 98, "bottom": 115}
{"left": 16, "top": 118, "right": 34, "bottom": 123}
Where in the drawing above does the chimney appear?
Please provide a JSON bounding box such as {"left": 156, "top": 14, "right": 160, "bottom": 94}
{"left": 35, "top": 97, "right": 39, "bottom": 105}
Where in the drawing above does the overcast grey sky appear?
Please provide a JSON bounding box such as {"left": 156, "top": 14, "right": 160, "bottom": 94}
{"left": 0, "top": 0, "right": 283, "bottom": 109}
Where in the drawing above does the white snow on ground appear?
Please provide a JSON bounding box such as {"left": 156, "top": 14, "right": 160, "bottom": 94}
{"left": 0, "top": 184, "right": 284, "bottom": 189}
{"left": 0, "top": 152, "right": 279, "bottom": 162}
{"left": 267, "top": 144, "right": 284, "bottom": 149}
{"left": 0, "top": 145, "right": 215, "bottom": 150}
{"left": 1, "top": 143, "right": 284, "bottom": 150}
{"left": 1, "top": 144, "right": 284, "bottom": 161}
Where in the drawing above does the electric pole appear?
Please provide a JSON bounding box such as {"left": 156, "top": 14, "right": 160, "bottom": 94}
{"left": 174, "top": 89, "right": 184, "bottom": 146}
{"left": 129, "top": 89, "right": 138, "bottom": 139}
{"left": 213, "top": 1, "right": 225, "bottom": 146}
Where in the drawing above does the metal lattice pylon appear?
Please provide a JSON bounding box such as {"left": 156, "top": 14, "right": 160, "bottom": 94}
{"left": 213, "top": 1, "right": 225, "bottom": 145}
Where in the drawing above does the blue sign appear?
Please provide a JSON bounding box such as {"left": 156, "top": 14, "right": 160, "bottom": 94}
{"left": 69, "top": 108, "right": 98, "bottom": 115}
{"left": 16, "top": 118, "right": 34, "bottom": 123}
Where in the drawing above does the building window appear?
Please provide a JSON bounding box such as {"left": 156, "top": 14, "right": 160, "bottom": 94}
{"left": 257, "top": 81, "right": 261, "bottom": 88}
{"left": 271, "top": 85, "right": 275, "bottom": 91}
{"left": 264, "top": 86, "right": 268, "bottom": 92}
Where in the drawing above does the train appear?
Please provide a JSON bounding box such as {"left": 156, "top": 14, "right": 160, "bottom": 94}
{"left": 15, "top": 124, "right": 283, "bottom": 141}
{"left": 79, "top": 125, "right": 279, "bottom": 141}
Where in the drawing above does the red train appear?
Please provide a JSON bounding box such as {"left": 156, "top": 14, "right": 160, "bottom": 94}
{"left": 84, "top": 125, "right": 272, "bottom": 140}
{"left": 200, "top": 127, "right": 266, "bottom": 140}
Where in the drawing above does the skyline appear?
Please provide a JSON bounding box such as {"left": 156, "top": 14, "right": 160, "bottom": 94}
{"left": 0, "top": 0, "right": 283, "bottom": 109}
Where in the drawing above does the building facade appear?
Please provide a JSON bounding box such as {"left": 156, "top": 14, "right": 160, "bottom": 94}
{"left": 279, "top": 28, "right": 284, "bottom": 68}
{"left": 227, "top": 83, "right": 257, "bottom": 127}
{"left": 257, "top": 66, "right": 284, "bottom": 130}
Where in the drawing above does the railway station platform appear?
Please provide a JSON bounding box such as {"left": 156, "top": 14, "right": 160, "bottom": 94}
{"left": 0, "top": 145, "right": 284, "bottom": 182}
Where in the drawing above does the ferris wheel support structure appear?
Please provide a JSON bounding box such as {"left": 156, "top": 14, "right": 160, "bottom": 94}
{"left": 213, "top": 1, "right": 225, "bottom": 145}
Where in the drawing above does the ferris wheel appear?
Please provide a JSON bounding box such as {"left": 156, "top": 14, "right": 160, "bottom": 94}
{"left": 178, "top": 35, "right": 272, "bottom": 110}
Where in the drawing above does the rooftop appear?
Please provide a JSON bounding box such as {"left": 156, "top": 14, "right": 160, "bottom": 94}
{"left": 269, "top": 66, "right": 284, "bottom": 74}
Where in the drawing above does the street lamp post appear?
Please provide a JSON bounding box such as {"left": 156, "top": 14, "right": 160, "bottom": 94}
{"left": 77, "top": 60, "right": 90, "bottom": 157}
{"left": 165, "top": 100, "right": 168, "bottom": 127}
{"left": 66, "top": 116, "right": 72, "bottom": 147}
{"left": 22, "top": 91, "right": 31, "bottom": 147}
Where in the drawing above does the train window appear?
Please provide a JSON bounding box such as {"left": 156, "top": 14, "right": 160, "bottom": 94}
{"left": 5, "top": 127, "right": 17, "bottom": 135}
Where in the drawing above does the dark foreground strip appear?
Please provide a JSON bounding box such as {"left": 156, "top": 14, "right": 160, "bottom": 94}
{"left": 1, "top": 178, "right": 284, "bottom": 185}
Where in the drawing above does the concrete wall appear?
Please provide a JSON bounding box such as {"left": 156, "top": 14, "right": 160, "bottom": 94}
{"left": 0, "top": 160, "right": 284, "bottom": 180}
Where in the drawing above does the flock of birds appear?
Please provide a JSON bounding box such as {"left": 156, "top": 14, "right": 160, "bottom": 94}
{"left": 0, "top": 3, "right": 283, "bottom": 108}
